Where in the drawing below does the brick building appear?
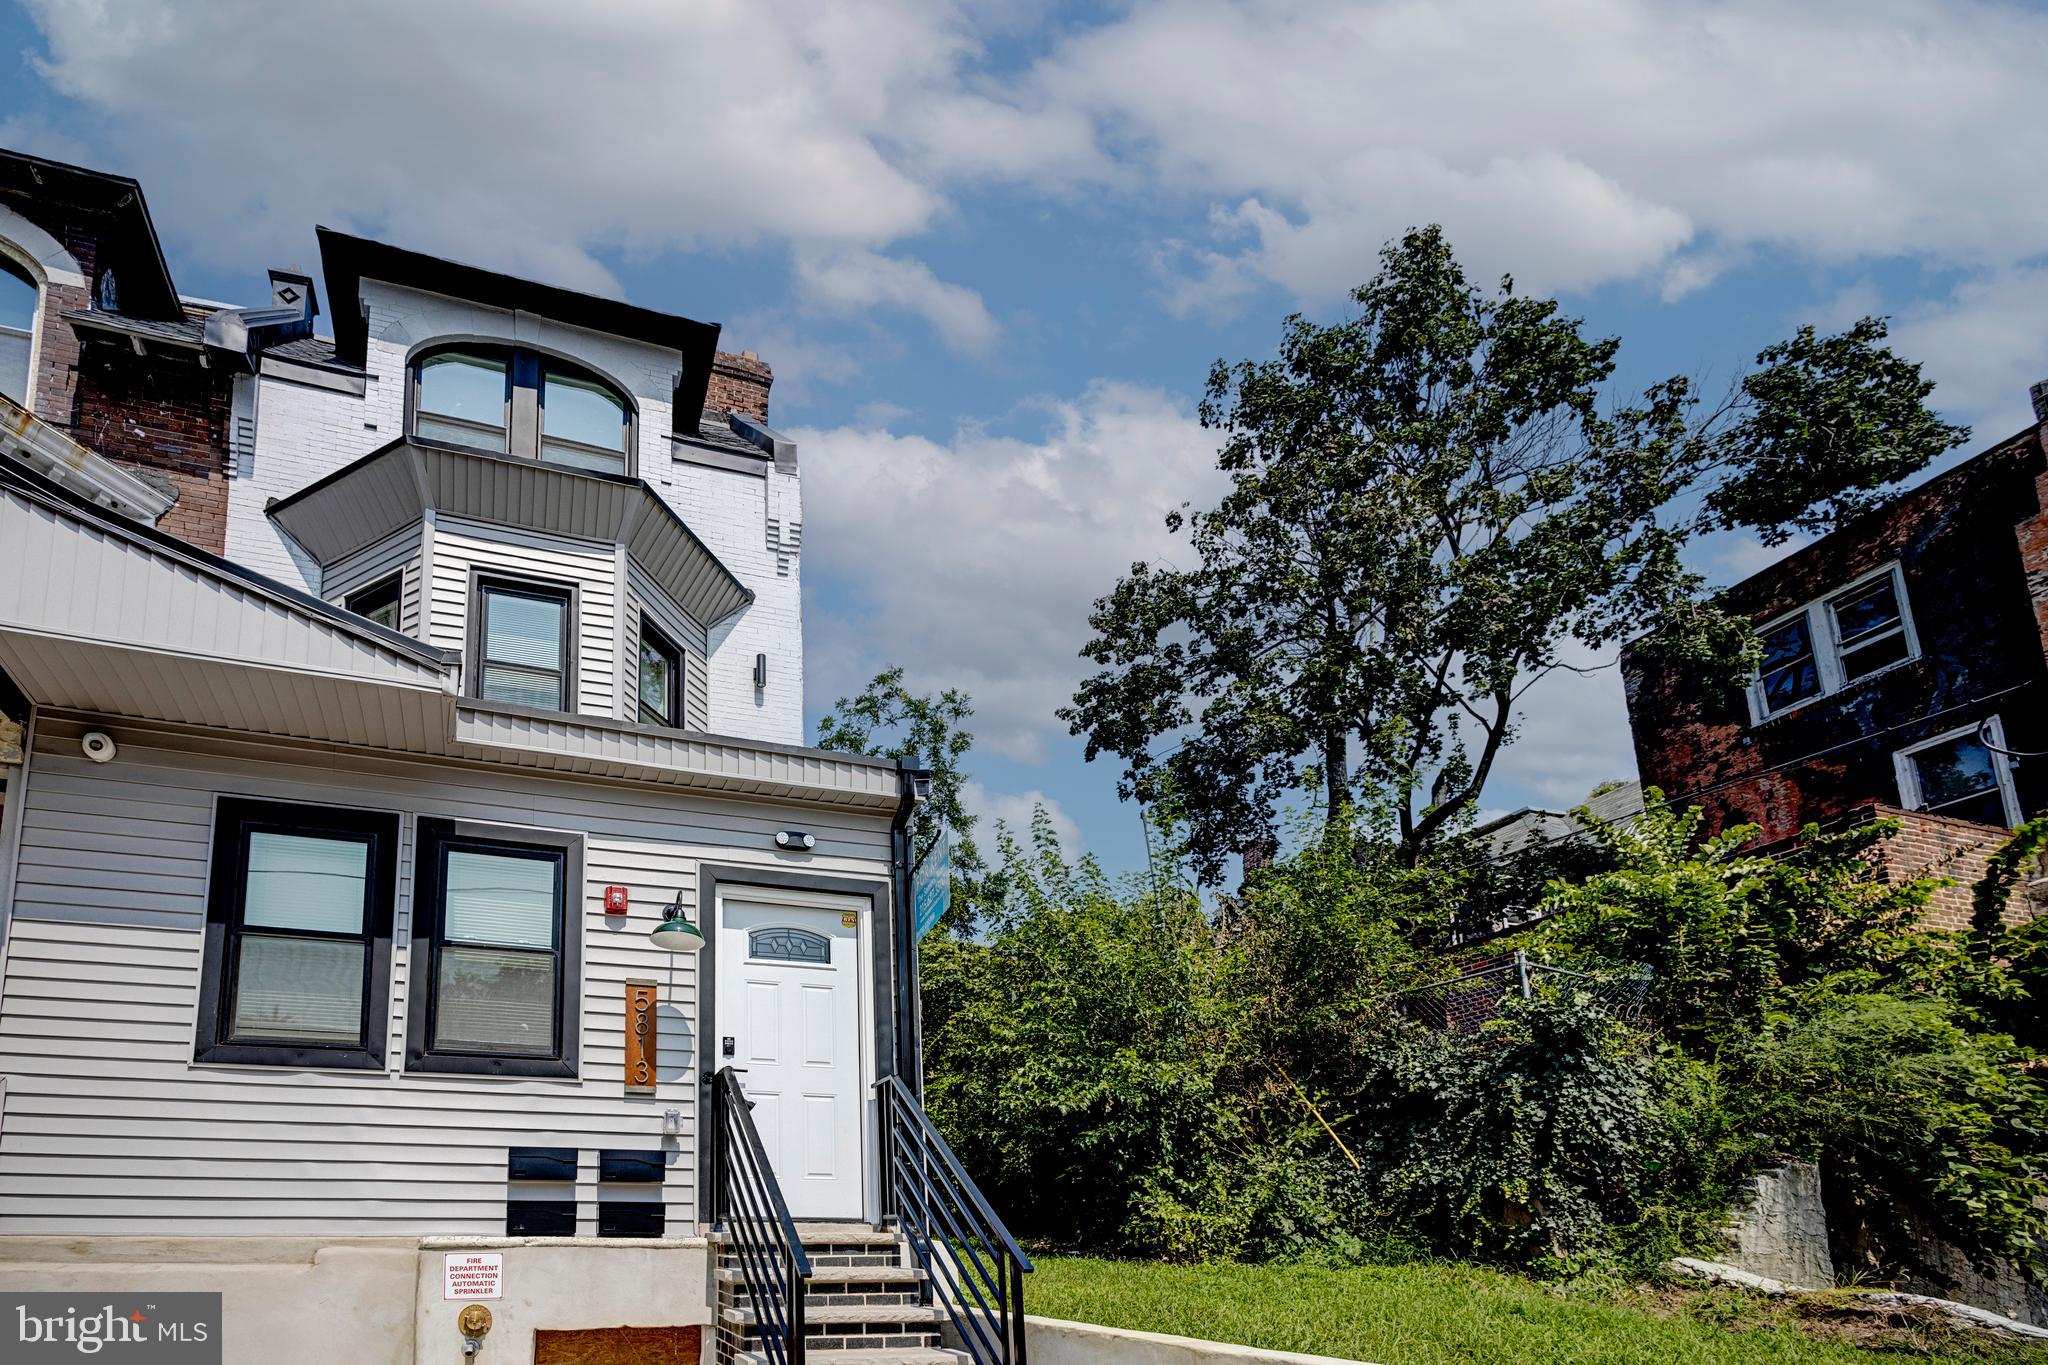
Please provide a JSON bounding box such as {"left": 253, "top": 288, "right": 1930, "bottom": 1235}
{"left": 1623, "top": 396, "right": 2048, "bottom": 927}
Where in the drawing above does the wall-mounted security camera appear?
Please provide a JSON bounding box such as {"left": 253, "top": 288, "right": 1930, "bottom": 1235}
{"left": 80, "top": 731, "right": 118, "bottom": 764}
{"left": 774, "top": 830, "right": 815, "bottom": 852}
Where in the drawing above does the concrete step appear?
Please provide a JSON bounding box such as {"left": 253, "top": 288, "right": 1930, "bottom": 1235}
{"left": 721, "top": 1304, "right": 942, "bottom": 1329}
{"left": 718, "top": 1265, "right": 925, "bottom": 1285}
{"left": 792, "top": 1222, "right": 901, "bottom": 1245}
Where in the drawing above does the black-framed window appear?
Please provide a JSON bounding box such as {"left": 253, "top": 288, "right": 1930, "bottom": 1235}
{"left": 410, "top": 344, "right": 632, "bottom": 475}
{"left": 636, "top": 619, "right": 681, "bottom": 727}
{"left": 195, "top": 799, "right": 399, "bottom": 1069}
{"left": 345, "top": 573, "right": 403, "bottom": 631}
{"left": 408, "top": 820, "right": 580, "bottom": 1077}
{"left": 475, "top": 577, "right": 573, "bottom": 711}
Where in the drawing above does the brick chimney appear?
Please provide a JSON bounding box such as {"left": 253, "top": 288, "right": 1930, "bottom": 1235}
{"left": 708, "top": 350, "right": 773, "bottom": 421}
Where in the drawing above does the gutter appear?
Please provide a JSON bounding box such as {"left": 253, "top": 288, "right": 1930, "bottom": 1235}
{"left": 0, "top": 392, "right": 174, "bottom": 524}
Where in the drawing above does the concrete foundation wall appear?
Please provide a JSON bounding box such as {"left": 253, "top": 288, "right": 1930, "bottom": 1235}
{"left": 0, "top": 1237, "right": 419, "bottom": 1365}
{"left": 0, "top": 1236, "right": 714, "bottom": 1365}
{"left": 1721, "top": 1160, "right": 1836, "bottom": 1288}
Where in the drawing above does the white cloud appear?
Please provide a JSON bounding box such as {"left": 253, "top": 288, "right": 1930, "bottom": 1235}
{"left": 1023, "top": 0, "right": 2048, "bottom": 308}
{"left": 795, "top": 382, "right": 1226, "bottom": 762}
{"left": 14, "top": 0, "right": 974, "bottom": 290}
{"left": 1891, "top": 265, "right": 2048, "bottom": 436}
{"left": 793, "top": 248, "right": 1000, "bottom": 354}
{"left": 962, "top": 780, "right": 1082, "bottom": 849}
{"left": 22, "top": 0, "right": 2048, "bottom": 324}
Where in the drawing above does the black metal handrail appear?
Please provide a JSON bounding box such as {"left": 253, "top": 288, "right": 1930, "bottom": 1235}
{"left": 876, "top": 1074, "right": 1032, "bottom": 1365}
{"left": 713, "top": 1067, "right": 813, "bottom": 1365}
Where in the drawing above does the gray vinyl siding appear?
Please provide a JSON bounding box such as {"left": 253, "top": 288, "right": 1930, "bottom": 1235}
{"left": 322, "top": 522, "right": 423, "bottom": 637}
{"left": 0, "top": 718, "right": 894, "bottom": 1235}
{"left": 429, "top": 518, "right": 619, "bottom": 718}
{"left": 624, "top": 560, "right": 710, "bottom": 731}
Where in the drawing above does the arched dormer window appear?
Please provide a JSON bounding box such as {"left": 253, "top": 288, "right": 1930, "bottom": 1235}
{"left": 410, "top": 343, "right": 634, "bottom": 476}
{"left": 0, "top": 256, "right": 36, "bottom": 407}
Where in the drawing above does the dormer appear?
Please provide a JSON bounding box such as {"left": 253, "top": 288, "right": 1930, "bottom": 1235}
{"left": 230, "top": 229, "right": 804, "bottom": 746}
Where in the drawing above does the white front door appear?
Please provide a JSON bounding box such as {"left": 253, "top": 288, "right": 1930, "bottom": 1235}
{"left": 715, "top": 891, "right": 867, "bottom": 1220}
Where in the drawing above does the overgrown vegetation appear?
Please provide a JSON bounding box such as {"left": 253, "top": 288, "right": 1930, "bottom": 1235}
{"left": 921, "top": 797, "right": 2048, "bottom": 1290}
{"left": 842, "top": 226, "right": 2046, "bottom": 1326}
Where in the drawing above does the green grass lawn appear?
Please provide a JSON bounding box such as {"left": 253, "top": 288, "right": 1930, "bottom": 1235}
{"left": 1025, "top": 1254, "right": 2048, "bottom": 1365}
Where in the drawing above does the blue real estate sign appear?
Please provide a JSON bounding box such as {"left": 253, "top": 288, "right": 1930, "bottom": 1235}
{"left": 912, "top": 835, "right": 951, "bottom": 941}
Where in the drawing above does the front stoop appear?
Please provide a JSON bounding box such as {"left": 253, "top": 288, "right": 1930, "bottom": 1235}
{"left": 711, "top": 1222, "right": 968, "bottom": 1365}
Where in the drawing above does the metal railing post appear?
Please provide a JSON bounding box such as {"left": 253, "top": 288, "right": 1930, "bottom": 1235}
{"left": 787, "top": 1243, "right": 807, "bottom": 1365}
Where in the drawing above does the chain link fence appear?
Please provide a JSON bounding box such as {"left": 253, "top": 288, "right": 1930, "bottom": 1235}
{"left": 1397, "top": 950, "right": 1652, "bottom": 1033}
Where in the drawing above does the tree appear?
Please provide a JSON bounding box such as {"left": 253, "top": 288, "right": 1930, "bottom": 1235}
{"left": 815, "top": 665, "right": 986, "bottom": 925}
{"left": 1063, "top": 227, "right": 1966, "bottom": 880}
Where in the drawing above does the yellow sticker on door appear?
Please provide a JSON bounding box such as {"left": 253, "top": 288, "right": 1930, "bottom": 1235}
{"left": 842, "top": 911, "right": 858, "bottom": 927}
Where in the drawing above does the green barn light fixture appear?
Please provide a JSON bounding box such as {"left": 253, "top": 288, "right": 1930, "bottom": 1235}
{"left": 649, "top": 893, "right": 706, "bottom": 953}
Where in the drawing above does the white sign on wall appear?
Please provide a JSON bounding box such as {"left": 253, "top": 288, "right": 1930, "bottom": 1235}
{"left": 443, "top": 1252, "right": 503, "bottom": 1301}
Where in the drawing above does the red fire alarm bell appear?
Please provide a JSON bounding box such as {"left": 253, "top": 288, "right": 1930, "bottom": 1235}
{"left": 604, "top": 886, "right": 630, "bottom": 915}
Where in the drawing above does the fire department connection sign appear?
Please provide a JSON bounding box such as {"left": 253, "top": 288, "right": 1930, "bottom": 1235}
{"left": 443, "top": 1253, "right": 503, "bottom": 1300}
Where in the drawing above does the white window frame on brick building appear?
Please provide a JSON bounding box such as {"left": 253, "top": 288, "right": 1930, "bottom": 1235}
{"left": 1747, "top": 562, "right": 1921, "bottom": 723}
{"left": 0, "top": 254, "right": 35, "bottom": 407}
{"left": 1893, "top": 716, "right": 2022, "bottom": 829}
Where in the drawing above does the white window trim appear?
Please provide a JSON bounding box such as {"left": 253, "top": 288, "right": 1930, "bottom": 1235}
{"left": 1892, "top": 715, "right": 2021, "bottom": 828}
{"left": 1747, "top": 562, "right": 1920, "bottom": 724}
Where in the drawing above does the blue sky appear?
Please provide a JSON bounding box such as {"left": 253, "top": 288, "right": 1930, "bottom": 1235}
{"left": 5, "top": 1, "right": 2046, "bottom": 878}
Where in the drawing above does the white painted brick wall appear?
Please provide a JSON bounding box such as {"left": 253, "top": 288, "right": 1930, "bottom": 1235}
{"left": 221, "top": 279, "right": 805, "bottom": 746}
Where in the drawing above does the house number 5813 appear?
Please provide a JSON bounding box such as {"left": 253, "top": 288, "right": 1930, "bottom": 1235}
{"left": 626, "top": 980, "right": 657, "bottom": 1095}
